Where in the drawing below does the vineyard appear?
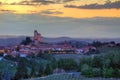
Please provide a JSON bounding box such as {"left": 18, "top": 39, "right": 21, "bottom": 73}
{"left": 25, "top": 73, "right": 120, "bottom": 80}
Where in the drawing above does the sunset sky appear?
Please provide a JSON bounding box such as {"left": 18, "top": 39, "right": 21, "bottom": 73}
{"left": 0, "top": 0, "right": 120, "bottom": 38}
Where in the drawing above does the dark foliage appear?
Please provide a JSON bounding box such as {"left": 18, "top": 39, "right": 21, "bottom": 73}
{"left": 58, "top": 58, "right": 78, "bottom": 71}
{"left": 15, "top": 58, "right": 28, "bottom": 79}
{"left": 21, "top": 37, "right": 32, "bottom": 45}
{"left": 44, "top": 64, "right": 53, "bottom": 75}
{"left": 38, "top": 64, "right": 44, "bottom": 77}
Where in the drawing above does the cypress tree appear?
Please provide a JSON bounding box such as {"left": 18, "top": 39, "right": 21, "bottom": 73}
{"left": 38, "top": 64, "right": 44, "bottom": 77}
{"left": 30, "top": 65, "right": 36, "bottom": 78}
{"left": 44, "top": 64, "right": 53, "bottom": 75}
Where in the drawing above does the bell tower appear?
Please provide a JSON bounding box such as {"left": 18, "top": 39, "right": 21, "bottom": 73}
{"left": 34, "top": 30, "right": 42, "bottom": 43}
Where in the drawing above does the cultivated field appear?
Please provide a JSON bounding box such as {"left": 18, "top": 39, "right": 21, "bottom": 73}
{"left": 25, "top": 73, "right": 120, "bottom": 80}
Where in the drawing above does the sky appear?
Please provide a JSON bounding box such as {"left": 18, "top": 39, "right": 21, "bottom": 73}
{"left": 0, "top": 0, "right": 120, "bottom": 38}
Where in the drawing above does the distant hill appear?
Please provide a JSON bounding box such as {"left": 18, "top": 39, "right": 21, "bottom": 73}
{"left": 43, "top": 37, "right": 120, "bottom": 43}
{"left": 0, "top": 35, "right": 120, "bottom": 46}
{"left": 0, "top": 36, "right": 26, "bottom": 46}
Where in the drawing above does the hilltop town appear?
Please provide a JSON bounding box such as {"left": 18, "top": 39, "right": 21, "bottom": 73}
{"left": 0, "top": 30, "right": 98, "bottom": 58}
{"left": 0, "top": 30, "right": 120, "bottom": 59}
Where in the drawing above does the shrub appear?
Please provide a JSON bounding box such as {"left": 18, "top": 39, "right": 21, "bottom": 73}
{"left": 103, "top": 58, "right": 111, "bottom": 68}
{"left": 78, "top": 57, "right": 92, "bottom": 71}
{"left": 113, "top": 68, "right": 120, "bottom": 78}
{"left": 58, "top": 58, "right": 78, "bottom": 71}
{"left": 92, "top": 68, "right": 102, "bottom": 77}
{"left": 4, "top": 55, "right": 17, "bottom": 61}
{"left": 92, "top": 56, "right": 103, "bottom": 68}
{"left": 103, "top": 67, "right": 114, "bottom": 78}
{"left": 44, "top": 64, "right": 53, "bottom": 75}
{"left": 81, "top": 64, "right": 94, "bottom": 77}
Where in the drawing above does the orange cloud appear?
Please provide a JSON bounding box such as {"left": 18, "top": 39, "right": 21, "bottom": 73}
{"left": 42, "top": 8, "right": 120, "bottom": 18}
{"left": 0, "top": 3, "right": 120, "bottom": 18}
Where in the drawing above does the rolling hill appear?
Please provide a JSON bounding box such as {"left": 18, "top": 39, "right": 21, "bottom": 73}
{"left": 0, "top": 35, "right": 120, "bottom": 46}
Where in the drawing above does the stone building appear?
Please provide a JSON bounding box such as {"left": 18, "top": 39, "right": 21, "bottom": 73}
{"left": 34, "top": 30, "right": 42, "bottom": 43}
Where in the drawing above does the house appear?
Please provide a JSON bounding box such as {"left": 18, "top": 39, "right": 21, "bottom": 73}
{"left": 0, "top": 46, "right": 5, "bottom": 53}
{"left": 3, "top": 52, "right": 8, "bottom": 57}
{"left": 81, "top": 46, "right": 96, "bottom": 53}
{"left": 11, "top": 50, "right": 18, "bottom": 57}
{"left": 20, "top": 53, "right": 27, "bottom": 57}
{"left": 75, "top": 49, "right": 83, "bottom": 54}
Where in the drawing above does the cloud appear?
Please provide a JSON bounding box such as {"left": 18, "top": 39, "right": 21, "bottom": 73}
{"left": 0, "top": 10, "right": 15, "bottom": 13}
{"left": 9, "top": 0, "right": 55, "bottom": 5}
{"left": 4, "top": 0, "right": 76, "bottom": 5}
{"left": 55, "top": 0, "right": 75, "bottom": 3}
{"left": 65, "top": 1, "right": 120, "bottom": 9}
{"left": 41, "top": 10, "right": 63, "bottom": 14}
{"left": 63, "top": 0, "right": 75, "bottom": 2}
{"left": 10, "top": 1, "right": 32, "bottom": 5}
{"left": 31, "top": 0, "right": 55, "bottom": 5}
{"left": 30, "top": 0, "right": 76, "bottom": 4}
{"left": 0, "top": 2, "right": 2, "bottom": 5}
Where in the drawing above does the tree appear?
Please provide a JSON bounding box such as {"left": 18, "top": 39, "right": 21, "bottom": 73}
{"left": 58, "top": 58, "right": 78, "bottom": 70}
{"left": 103, "top": 67, "right": 114, "bottom": 78}
{"left": 0, "top": 71, "right": 2, "bottom": 80}
{"left": 21, "top": 37, "right": 32, "bottom": 45}
{"left": 15, "top": 58, "right": 28, "bottom": 79}
{"left": 92, "top": 56, "right": 103, "bottom": 68}
{"left": 51, "top": 60, "right": 58, "bottom": 69}
{"left": 44, "top": 64, "right": 53, "bottom": 75}
{"left": 27, "top": 53, "right": 36, "bottom": 58}
{"left": 30, "top": 65, "right": 36, "bottom": 78}
{"left": 0, "top": 52, "right": 3, "bottom": 57}
{"left": 91, "top": 41, "right": 102, "bottom": 48}
{"left": 113, "top": 68, "right": 120, "bottom": 78}
{"left": 110, "top": 41, "right": 115, "bottom": 44}
{"left": 92, "top": 68, "right": 102, "bottom": 77}
{"left": 78, "top": 57, "right": 92, "bottom": 71}
{"left": 4, "top": 55, "right": 17, "bottom": 61}
{"left": 38, "top": 64, "right": 44, "bottom": 77}
{"left": 81, "top": 64, "right": 94, "bottom": 77}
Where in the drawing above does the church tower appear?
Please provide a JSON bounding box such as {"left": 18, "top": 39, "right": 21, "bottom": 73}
{"left": 34, "top": 30, "right": 42, "bottom": 43}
